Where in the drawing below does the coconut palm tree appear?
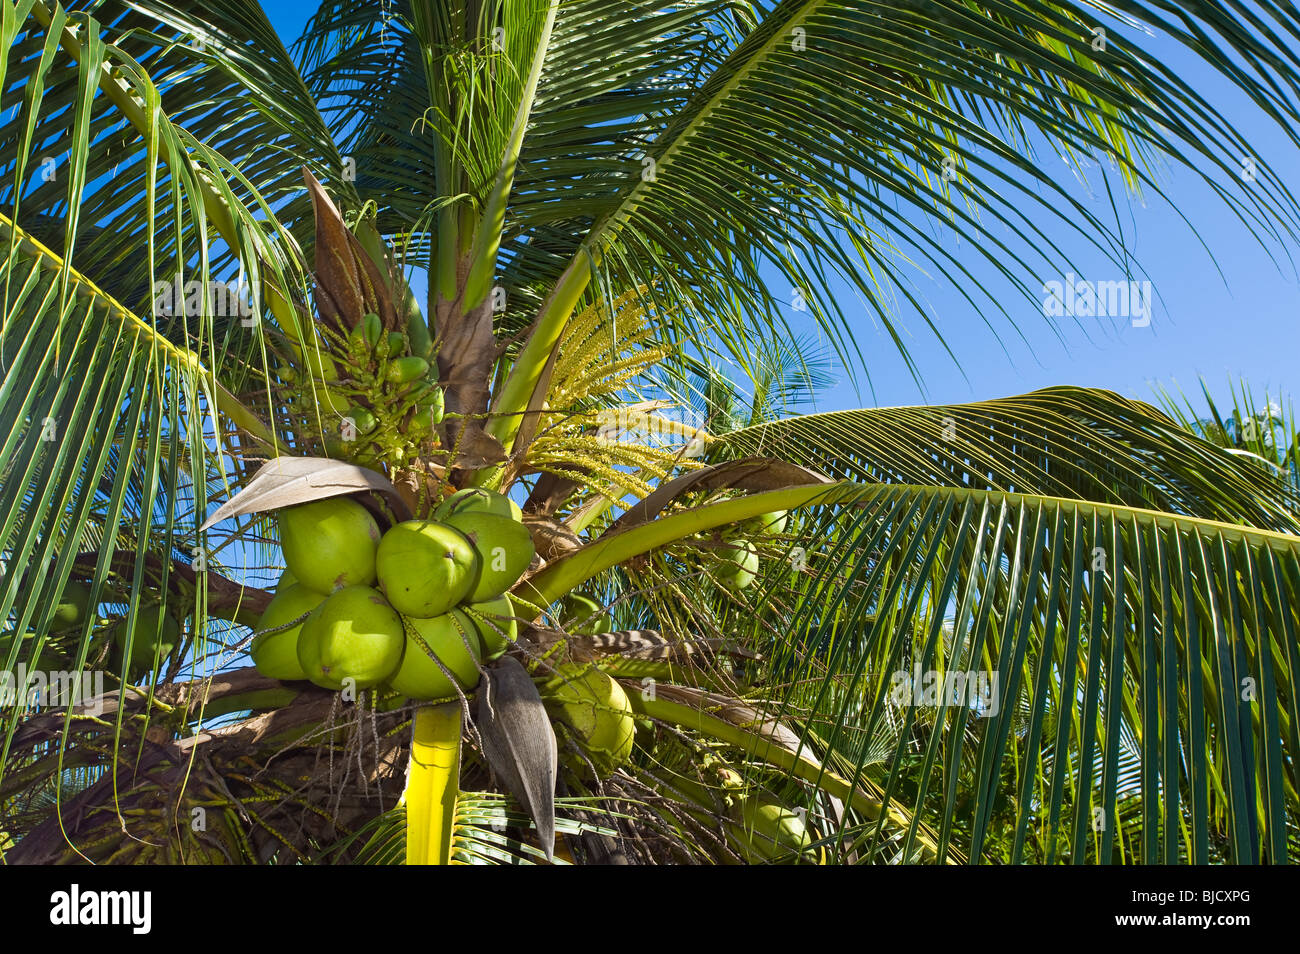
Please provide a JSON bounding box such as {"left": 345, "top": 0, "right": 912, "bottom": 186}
{"left": 3, "top": 0, "right": 1300, "bottom": 864}
{"left": 1156, "top": 379, "right": 1299, "bottom": 491}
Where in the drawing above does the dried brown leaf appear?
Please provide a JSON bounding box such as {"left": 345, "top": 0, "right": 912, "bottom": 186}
{"left": 200, "top": 456, "right": 413, "bottom": 531}
{"left": 475, "top": 656, "right": 557, "bottom": 860}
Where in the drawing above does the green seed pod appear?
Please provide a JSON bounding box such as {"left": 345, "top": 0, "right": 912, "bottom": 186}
{"left": 402, "top": 376, "right": 437, "bottom": 402}
{"left": 344, "top": 405, "right": 378, "bottom": 435}
{"left": 360, "top": 313, "right": 383, "bottom": 350}
{"left": 406, "top": 313, "right": 433, "bottom": 358}
{"left": 387, "top": 331, "right": 407, "bottom": 357}
{"left": 407, "top": 405, "right": 434, "bottom": 435}
{"left": 387, "top": 355, "right": 429, "bottom": 384}
{"left": 347, "top": 321, "right": 369, "bottom": 355}
{"left": 419, "top": 385, "right": 445, "bottom": 424}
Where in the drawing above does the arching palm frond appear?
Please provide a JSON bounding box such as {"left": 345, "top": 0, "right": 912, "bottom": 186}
{"left": 716, "top": 386, "right": 1300, "bottom": 530}
{"left": 736, "top": 484, "right": 1300, "bottom": 863}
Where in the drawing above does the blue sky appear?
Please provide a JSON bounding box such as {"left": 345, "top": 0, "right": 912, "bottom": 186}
{"left": 263, "top": 4, "right": 1299, "bottom": 417}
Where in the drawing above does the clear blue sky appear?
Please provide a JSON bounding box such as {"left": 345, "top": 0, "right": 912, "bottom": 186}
{"left": 262, "top": 4, "right": 1300, "bottom": 416}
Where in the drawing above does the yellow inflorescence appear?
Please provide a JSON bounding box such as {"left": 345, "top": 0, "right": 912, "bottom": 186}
{"left": 529, "top": 287, "right": 700, "bottom": 503}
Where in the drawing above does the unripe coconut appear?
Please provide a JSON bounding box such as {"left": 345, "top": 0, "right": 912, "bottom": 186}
{"left": 742, "top": 510, "right": 788, "bottom": 536}
{"left": 296, "top": 585, "right": 404, "bottom": 690}
{"left": 275, "top": 568, "right": 298, "bottom": 593}
{"left": 441, "top": 511, "right": 534, "bottom": 602}
{"left": 420, "top": 386, "right": 445, "bottom": 424}
{"left": 405, "top": 312, "right": 432, "bottom": 358}
{"left": 112, "top": 605, "right": 179, "bottom": 672}
{"left": 434, "top": 487, "right": 523, "bottom": 522}
{"left": 343, "top": 405, "right": 378, "bottom": 436}
{"left": 407, "top": 405, "right": 436, "bottom": 436}
{"left": 51, "top": 582, "right": 93, "bottom": 631}
{"left": 733, "top": 799, "right": 813, "bottom": 863}
{"left": 387, "top": 610, "right": 482, "bottom": 700}
{"left": 557, "top": 593, "right": 612, "bottom": 635}
{"left": 717, "top": 542, "right": 760, "bottom": 591}
{"left": 463, "top": 594, "right": 518, "bottom": 659}
{"left": 251, "top": 583, "right": 324, "bottom": 680}
{"left": 375, "top": 520, "right": 479, "bottom": 616}
{"left": 386, "top": 355, "right": 429, "bottom": 384}
{"left": 278, "top": 497, "right": 381, "bottom": 594}
{"left": 543, "top": 663, "right": 636, "bottom": 777}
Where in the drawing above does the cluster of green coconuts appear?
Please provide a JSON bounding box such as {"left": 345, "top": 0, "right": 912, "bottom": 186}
{"left": 251, "top": 488, "right": 640, "bottom": 777}
{"left": 252, "top": 488, "right": 530, "bottom": 700}
{"left": 283, "top": 311, "right": 444, "bottom": 466}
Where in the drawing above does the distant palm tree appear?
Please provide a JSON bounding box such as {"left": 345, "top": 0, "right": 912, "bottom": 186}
{"left": 3, "top": 0, "right": 1300, "bottom": 864}
{"left": 1157, "top": 379, "right": 1299, "bottom": 489}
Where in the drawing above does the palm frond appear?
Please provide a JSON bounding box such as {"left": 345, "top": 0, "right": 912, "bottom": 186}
{"left": 716, "top": 386, "right": 1300, "bottom": 531}
{"left": 738, "top": 483, "right": 1300, "bottom": 862}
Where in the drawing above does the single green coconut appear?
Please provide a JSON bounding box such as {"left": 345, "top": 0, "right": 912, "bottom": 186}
{"left": 51, "top": 582, "right": 93, "bottom": 631}
{"left": 558, "top": 592, "right": 611, "bottom": 635}
{"left": 717, "top": 542, "right": 760, "bottom": 591}
{"left": 278, "top": 497, "right": 381, "bottom": 594}
{"left": 434, "top": 487, "right": 523, "bottom": 522}
{"left": 375, "top": 520, "right": 479, "bottom": 616}
{"left": 440, "top": 511, "right": 534, "bottom": 602}
{"left": 387, "top": 610, "right": 482, "bottom": 700}
{"left": 463, "top": 594, "right": 518, "bottom": 659}
{"left": 251, "top": 583, "right": 324, "bottom": 680}
{"left": 111, "top": 605, "right": 179, "bottom": 673}
{"left": 543, "top": 663, "right": 636, "bottom": 777}
{"left": 296, "top": 585, "right": 404, "bottom": 690}
{"left": 275, "top": 568, "right": 298, "bottom": 593}
{"left": 742, "top": 510, "right": 788, "bottom": 536}
{"left": 733, "top": 799, "right": 813, "bottom": 863}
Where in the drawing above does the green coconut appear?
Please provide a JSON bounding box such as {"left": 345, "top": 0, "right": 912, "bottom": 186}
{"left": 733, "top": 799, "right": 813, "bottom": 863}
{"left": 717, "top": 542, "right": 760, "bottom": 591}
{"left": 742, "top": 510, "right": 788, "bottom": 536}
{"left": 51, "top": 582, "right": 93, "bottom": 631}
{"left": 278, "top": 497, "right": 381, "bottom": 594}
{"left": 543, "top": 663, "right": 636, "bottom": 777}
{"left": 111, "top": 605, "right": 179, "bottom": 672}
{"left": 375, "top": 520, "right": 479, "bottom": 616}
{"left": 296, "top": 585, "right": 404, "bottom": 690}
{"left": 558, "top": 592, "right": 611, "bottom": 635}
{"left": 251, "top": 583, "right": 324, "bottom": 680}
{"left": 433, "top": 487, "right": 523, "bottom": 522}
{"left": 275, "top": 568, "right": 298, "bottom": 593}
{"left": 463, "top": 594, "right": 518, "bottom": 659}
{"left": 387, "top": 610, "right": 482, "bottom": 700}
{"left": 440, "top": 511, "right": 534, "bottom": 602}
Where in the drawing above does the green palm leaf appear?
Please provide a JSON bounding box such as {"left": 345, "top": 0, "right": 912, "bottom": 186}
{"left": 738, "top": 484, "right": 1300, "bottom": 863}
{"left": 717, "top": 386, "right": 1300, "bottom": 530}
